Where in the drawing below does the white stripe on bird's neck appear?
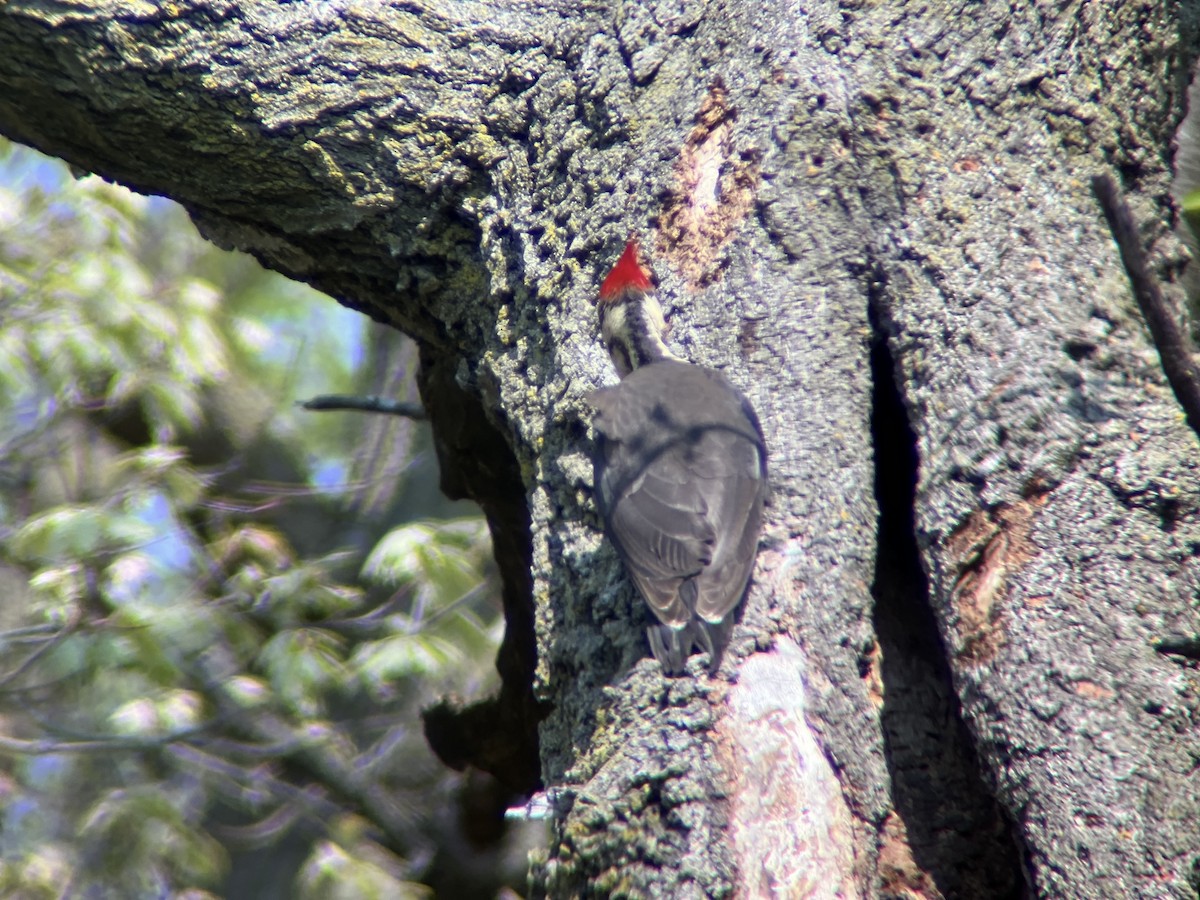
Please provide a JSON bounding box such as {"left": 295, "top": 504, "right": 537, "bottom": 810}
{"left": 599, "top": 290, "right": 682, "bottom": 378}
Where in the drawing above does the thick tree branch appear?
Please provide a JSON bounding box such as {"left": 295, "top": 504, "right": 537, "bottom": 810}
{"left": 0, "top": 0, "right": 545, "bottom": 347}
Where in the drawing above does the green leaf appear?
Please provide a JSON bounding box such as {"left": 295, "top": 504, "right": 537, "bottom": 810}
{"left": 258, "top": 628, "right": 347, "bottom": 716}
{"left": 27, "top": 565, "right": 85, "bottom": 608}
{"left": 79, "top": 785, "right": 228, "bottom": 888}
{"left": 350, "top": 633, "right": 460, "bottom": 692}
{"left": 1183, "top": 188, "right": 1200, "bottom": 241}
{"left": 252, "top": 565, "right": 361, "bottom": 625}
{"left": 109, "top": 689, "right": 203, "bottom": 736}
{"left": 2, "top": 844, "right": 73, "bottom": 899}
{"left": 221, "top": 674, "right": 270, "bottom": 708}
{"left": 215, "top": 525, "right": 294, "bottom": 572}
{"left": 296, "top": 840, "right": 432, "bottom": 900}
{"left": 362, "top": 518, "right": 490, "bottom": 610}
{"left": 109, "top": 698, "right": 159, "bottom": 736}
{"left": 12, "top": 506, "right": 156, "bottom": 563}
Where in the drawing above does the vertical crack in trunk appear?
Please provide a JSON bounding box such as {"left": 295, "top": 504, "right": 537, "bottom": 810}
{"left": 416, "top": 344, "right": 545, "bottom": 798}
{"left": 867, "top": 278, "right": 1028, "bottom": 899}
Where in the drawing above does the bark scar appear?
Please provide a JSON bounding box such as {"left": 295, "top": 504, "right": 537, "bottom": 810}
{"left": 945, "top": 493, "right": 1047, "bottom": 665}
{"left": 655, "top": 80, "right": 760, "bottom": 289}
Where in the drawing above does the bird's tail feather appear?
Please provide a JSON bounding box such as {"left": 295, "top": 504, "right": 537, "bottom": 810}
{"left": 647, "top": 617, "right": 733, "bottom": 675}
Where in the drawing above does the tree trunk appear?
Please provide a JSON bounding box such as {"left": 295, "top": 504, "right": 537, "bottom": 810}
{"left": 2, "top": 1, "right": 1198, "bottom": 896}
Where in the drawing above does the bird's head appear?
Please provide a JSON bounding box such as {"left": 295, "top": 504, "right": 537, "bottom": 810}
{"left": 596, "top": 238, "right": 678, "bottom": 377}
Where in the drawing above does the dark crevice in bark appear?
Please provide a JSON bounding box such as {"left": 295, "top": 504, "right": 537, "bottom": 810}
{"left": 1091, "top": 174, "right": 1200, "bottom": 441}
{"left": 867, "top": 281, "right": 1028, "bottom": 900}
{"left": 416, "top": 344, "right": 545, "bottom": 798}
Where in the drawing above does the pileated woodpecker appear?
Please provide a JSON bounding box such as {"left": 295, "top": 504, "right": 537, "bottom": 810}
{"left": 588, "top": 239, "right": 767, "bottom": 675}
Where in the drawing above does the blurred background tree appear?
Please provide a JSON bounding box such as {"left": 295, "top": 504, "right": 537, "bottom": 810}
{"left": 0, "top": 139, "right": 542, "bottom": 899}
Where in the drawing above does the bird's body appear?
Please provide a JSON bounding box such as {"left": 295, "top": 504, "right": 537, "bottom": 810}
{"left": 589, "top": 239, "right": 767, "bottom": 674}
{"left": 590, "top": 360, "right": 766, "bottom": 673}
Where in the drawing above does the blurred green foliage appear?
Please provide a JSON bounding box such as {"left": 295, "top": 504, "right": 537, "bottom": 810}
{"left": 0, "top": 140, "right": 526, "bottom": 898}
{"left": 1183, "top": 189, "right": 1200, "bottom": 246}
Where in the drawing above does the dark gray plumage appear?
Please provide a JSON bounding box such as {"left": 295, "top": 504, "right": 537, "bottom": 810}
{"left": 590, "top": 359, "right": 767, "bottom": 674}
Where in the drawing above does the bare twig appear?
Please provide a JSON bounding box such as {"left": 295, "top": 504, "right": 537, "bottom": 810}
{"left": 299, "top": 395, "right": 426, "bottom": 420}
{"left": 11, "top": 697, "right": 219, "bottom": 745}
{"left": 356, "top": 724, "right": 411, "bottom": 779}
{"left": 192, "top": 733, "right": 305, "bottom": 760}
{"left": 209, "top": 800, "right": 305, "bottom": 848}
{"left": 1091, "top": 174, "right": 1200, "bottom": 436}
{"left": 169, "top": 743, "right": 344, "bottom": 848}
{"left": 0, "top": 607, "right": 79, "bottom": 689}
{"left": 0, "top": 734, "right": 129, "bottom": 755}
{"left": 0, "top": 729, "right": 210, "bottom": 755}
{"left": 186, "top": 642, "right": 417, "bottom": 848}
{"left": 0, "top": 623, "right": 62, "bottom": 644}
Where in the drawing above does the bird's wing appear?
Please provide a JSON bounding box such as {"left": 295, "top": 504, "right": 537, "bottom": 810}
{"left": 691, "top": 481, "right": 765, "bottom": 622}
{"left": 604, "top": 459, "right": 717, "bottom": 627}
{"left": 591, "top": 362, "right": 768, "bottom": 631}
{"left": 688, "top": 429, "right": 767, "bottom": 623}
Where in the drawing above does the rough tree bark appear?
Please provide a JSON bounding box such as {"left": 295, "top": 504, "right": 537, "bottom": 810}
{"left": 2, "top": 1, "right": 1199, "bottom": 897}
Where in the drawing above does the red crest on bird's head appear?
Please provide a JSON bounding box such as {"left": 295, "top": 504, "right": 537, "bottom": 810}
{"left": 599, "top": 239, "right": 654, "bottom": 304}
